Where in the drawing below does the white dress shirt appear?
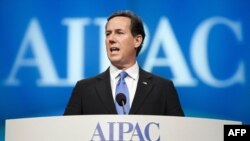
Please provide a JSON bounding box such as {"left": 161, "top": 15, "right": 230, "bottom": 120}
{"left": 109, "top": 62, "right": 139, "bottom": 107}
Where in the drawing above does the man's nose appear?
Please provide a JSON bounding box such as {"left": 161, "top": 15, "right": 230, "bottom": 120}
{"left": 107, "top": 34, "right": 116, "bottom": 44}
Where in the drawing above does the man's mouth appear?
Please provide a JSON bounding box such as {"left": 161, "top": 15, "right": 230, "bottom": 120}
{"left": 110, "top": 47, "right": 120, "bottom": 52}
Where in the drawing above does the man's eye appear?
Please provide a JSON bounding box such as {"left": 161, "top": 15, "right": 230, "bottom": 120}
{"left": 106, "top": 32, "right": 110, "bottom": 36}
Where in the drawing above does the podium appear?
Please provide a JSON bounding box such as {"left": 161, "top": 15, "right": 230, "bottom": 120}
{"left": 5, "top": 115, "right": 241, "bottom": 141}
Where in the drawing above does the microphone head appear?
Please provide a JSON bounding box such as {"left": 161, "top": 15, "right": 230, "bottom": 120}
{"left": 116, "top": 93, "right": 127, "bottom": 106}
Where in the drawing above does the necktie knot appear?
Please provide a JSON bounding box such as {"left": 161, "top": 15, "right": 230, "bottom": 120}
{"left": 119, "top": 71, "right": 128, "bottom": 80}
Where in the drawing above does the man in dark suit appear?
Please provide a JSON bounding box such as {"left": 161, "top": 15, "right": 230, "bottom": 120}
{"left": 64, "top": 10, "right": 184, "bottom": 116}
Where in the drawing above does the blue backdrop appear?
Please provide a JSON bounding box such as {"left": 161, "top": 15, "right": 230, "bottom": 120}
{"left": 1, "top": 0, "right": 249, "bottom": 140}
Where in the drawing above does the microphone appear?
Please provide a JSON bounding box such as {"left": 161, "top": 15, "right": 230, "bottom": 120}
{"left": 115, "top": 93, "right": 127, "bottom": 115}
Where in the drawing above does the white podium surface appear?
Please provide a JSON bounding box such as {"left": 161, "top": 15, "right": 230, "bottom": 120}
{"left": 5, "top": 115, "right": 241, "bottom": 141}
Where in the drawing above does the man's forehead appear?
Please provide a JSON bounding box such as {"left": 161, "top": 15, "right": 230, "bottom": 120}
{"left": 106, "top": 16, "right": 131, "bottom": 29}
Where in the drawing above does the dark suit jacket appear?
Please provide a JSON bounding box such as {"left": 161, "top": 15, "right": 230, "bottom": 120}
{"left": 64, "top": 68, "right": 184, "bottom": 116}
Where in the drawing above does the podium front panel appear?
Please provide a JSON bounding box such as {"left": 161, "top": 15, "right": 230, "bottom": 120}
{"left": 5, "top": 115, "right": 241, "bottom": 141}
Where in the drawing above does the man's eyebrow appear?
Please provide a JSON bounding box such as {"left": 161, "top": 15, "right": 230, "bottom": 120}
{"left": 114, "top": 28, "right": 124, "bottom": 32}
{"left": 106, "top": 28, "right": 123, "bottom": 32}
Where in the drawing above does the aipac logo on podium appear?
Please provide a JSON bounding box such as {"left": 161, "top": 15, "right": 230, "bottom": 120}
{"left": 90, "top": 122, "right": 160, "bottom": 141}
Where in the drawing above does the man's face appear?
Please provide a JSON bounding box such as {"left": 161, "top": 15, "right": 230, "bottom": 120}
{"left": 105, "top": 16, "right": 141, "bottom": 69}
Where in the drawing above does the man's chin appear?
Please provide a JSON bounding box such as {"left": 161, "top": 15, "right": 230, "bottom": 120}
{"left": 109, "top": 56, "right": 121, "bottom": 63}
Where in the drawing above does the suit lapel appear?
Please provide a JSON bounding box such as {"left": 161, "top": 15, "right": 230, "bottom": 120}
{"left": 129, "top": 68, "right": 153, "bottom": 114}
{"left": 95, "top": 69, "right": 117, "bottom": 114}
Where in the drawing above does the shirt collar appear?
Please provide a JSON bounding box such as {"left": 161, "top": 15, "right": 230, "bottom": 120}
{"left": 110, "top": 62, "right": 139, "bottom": 80}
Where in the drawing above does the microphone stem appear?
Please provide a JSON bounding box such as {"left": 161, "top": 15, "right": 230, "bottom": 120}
{"left": 122, "top": 101, "right": 126, "bottom": 115}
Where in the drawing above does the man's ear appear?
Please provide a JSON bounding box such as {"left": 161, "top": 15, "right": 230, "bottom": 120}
{"left": 134, "top": 35, "right": 143, "bottom": 49}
